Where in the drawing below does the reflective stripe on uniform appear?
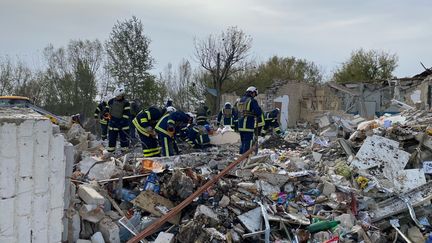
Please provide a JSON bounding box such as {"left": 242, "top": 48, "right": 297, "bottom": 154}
{"left": 143, "top": 147, "right": 160, "bottom": 157}
{"left": 164, "top": 137, "right": 169, "bottom": 156}
{"left": 122, "top": 126, "right": 129, "bottom": 130}
{"left": 239, "top": 128, "right": 254, "bottom": 132}
{"left": 133, "top": 119, "right": 150, "bottom": 136}
{"left": 145, "top": 111, "right": 152, "bottom": 120}
{"left": 108, "top": 126, "right": 119, "bottom": 131}
{"left": 107, "top": 147, "right": 115, "bottom": 152}
{"left": 100, "top": 120, "right": 108, "bottom": 125}
{"left": 123, "top": 115, "right": 129, "bottom": 119}
{"left": 124, "top": 106, "right": 130, "bottom": 110}
{"left": 140, "top": 117, "right": 148, "bottom": 123}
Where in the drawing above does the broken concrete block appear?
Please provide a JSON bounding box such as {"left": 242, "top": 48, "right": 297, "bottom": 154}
{"left": 393, "top": 169, "right": 427, "bottom": 193}
{"left": 77, "top": 240, "right": 92, "bottom": 243}
{"left": 79, "top": 204, "right": 105, "bottom": 223}
{"left": 91, "top": 232, "right": 105, "bottom": 243}
{"left": 98, "top": 217, "right": 120, "bottom": 243}
{"left": 252, "top": 171, "right": 289, "bottom": 187}
{"left": 194, "top": 205, "right": 220, "bottom": 226}
{"left": 219, "top": 195, "right": 230, "bottom": 208}
{"left": 77, "top": 157, "right": 119, "bottom": 181}
{"left": 321, "top": 181, "right": 336, "bottom": 196}
{"left": 78, "top": 185, "right": 105, "bottom": 205}
{"left": 132, "top": 190, "right": 180, "bottom": 225}
{"left": 154, "top": 232, "right": 175, "bottom": 243}
{"left": 351, "top": 135, "right": 410, "bottom": 171}
{"left": 256, "top": 180, "right": 280, "bottom": 196}
{"left": 237, "top": 207, "right": 262, "bottom": 233}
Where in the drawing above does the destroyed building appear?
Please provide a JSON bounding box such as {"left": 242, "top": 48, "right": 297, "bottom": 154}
{"left": 2, "top": 78, "right": 432, "bottom": 242}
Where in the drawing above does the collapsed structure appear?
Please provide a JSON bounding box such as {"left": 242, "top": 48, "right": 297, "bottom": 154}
{"left": 2, "top": 75, "right": 432, "bottom": 243}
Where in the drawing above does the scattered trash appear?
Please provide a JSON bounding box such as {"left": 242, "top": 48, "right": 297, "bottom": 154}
{"left": 65, "top": 107, "right": 432, "bottom": 242}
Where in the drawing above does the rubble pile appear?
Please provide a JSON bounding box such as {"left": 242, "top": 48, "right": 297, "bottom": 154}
{"left": 63, "top": 109, "right": 432, "bottom": 243}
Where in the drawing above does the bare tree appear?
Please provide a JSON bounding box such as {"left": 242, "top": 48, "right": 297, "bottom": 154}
{"left": 194, "top": 26, "right": 252, "bottom": 112}
{"left": 160, "top": 59, "right": 207, "bottom": 111}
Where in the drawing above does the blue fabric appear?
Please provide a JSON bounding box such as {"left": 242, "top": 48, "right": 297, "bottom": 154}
{"left": 158, "top": 133, "right": 175, "bottom": 157}
{"left": 240, "top": 132, "right": 254, "bottom": 154}
{"left": 108, "top": 117, "right": 129, "bottom": 151}
{"left": 101, "top": 123, "right": 108, "bottom": 139}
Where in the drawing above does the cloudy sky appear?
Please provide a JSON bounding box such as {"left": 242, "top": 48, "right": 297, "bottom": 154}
{"left": 1, "top": 0, "right": 431, "bottom": 78}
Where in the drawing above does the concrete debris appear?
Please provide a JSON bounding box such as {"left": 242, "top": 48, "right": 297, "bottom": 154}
{"left": 33, "top": 105, "right": 432, "bottom": 243}
{"left": 98, "top": 217, "right": 120, "bottom": 243}
{"left": 90, "top": 232, "right": 105, "bottom": 243}
{"left": 194, "top": 205, "right": 220, "bottom": 226}
{"left": 237, "top": 207, "right": 262, "bottom": 233}
{"left": 78, "top": 185, "right": 106, "bottom": 205}
{"left": 154, "top": 232, "right": 175, "bottom": 243}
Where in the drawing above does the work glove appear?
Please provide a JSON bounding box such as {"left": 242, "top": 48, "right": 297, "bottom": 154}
{"left": 167, "top": 125, "right": 176, "bottom": 138}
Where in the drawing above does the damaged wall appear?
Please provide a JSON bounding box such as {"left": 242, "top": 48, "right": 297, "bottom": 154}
{"left": 0, "top": 108, "right": 66, "bottom": 243}
{"left": 221, "top": 81, "right": 344, "bottom": 128}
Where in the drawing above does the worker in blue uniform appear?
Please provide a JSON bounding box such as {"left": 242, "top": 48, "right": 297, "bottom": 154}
{"left": 155, "top": 111, "right": 190, "bottom": 157}
{"left": 196, "top": 100, "right": 211, "bottom": 125}
{"left": 94, "top": 96, "right": 109, "bottom": 140}
{"left": 186, "top": 121, "right": 211, "bottom": 149}
{"left": 106, "top": 87, "right": 130, "bottom": 153}
{"left": 236, "top": 86, "right": 264, "bottom": 154}
{"left": 132, "top": 106, "right": 164, "bottom": 157}
{"left": 263, "top": 108, "right": 282, "bottom": 135}
{"left": 217, "top": 102, "right": 238, "bottom": 129}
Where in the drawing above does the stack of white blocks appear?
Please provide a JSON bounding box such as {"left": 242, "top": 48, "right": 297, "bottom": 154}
{"left": 0, "top": 109, "right": 66, "bottom": 243}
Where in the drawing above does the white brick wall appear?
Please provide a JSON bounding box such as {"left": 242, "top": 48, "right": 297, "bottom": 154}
{"left": 0, "top": 109, "right": 66, "bottom": 243}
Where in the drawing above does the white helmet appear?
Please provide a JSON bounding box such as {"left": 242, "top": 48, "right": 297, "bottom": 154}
{"left": 224, "top": 102, "right": 231, "bottom": 106}
{"left": 166, "top": 106, "right": 176, "bottom": 113}
{"left": 246, "top": 86, "right": 258, "bottom": 95}
{"left": 113, "top": 87, "right": 125, "bottom": 97}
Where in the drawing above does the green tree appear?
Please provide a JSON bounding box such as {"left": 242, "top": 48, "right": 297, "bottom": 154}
{"left": 225, "top": 55, "right": 323, "bottom": 94}
{"left": 105, "top": 16, "right": 160, "bottom": 104}
{"left": 333, "top": 48, "right": 398, "bottom": 83}
{"left": 41, "top": 40, "right": 102, "bottom": 117}
{"left": 194, "top": 26, "right": 252, "bottom": 113}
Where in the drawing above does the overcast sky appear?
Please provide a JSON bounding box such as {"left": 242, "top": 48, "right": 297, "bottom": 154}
{"left": 1, "top": 0, "right": 431, "bottom": 78}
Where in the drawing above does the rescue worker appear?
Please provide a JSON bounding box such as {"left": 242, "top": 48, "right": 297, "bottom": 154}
{"left": 155, "top": 111, "right": 190, "bottom": 157}
{"left": 129, "top": 99, "right": 141, "bottom": 145}
{"left": 186, "top": 122, "right": 211, "bottom": 148}
{"left": 132, "top": 106, "right": 164, "bottom": 157}
{"left": 217, "top": 102, "right": 237, "bottom": 129}
{"left": 106, "top": 87, "right": 130, "bottom": 154}
{"left": 196, "top": 100, "right": 211, "bottom": 125}
{"left": 165, "top": 98, "right": 173, "bottom": 108}
{"left": 94, "top": 96, "right": 109, "bottom": 140}
{"left": 236, "top": 86, "right": 264, "bottom": 154}
{"left": 263, "top": 108, "right": 282, "bottom": 135}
